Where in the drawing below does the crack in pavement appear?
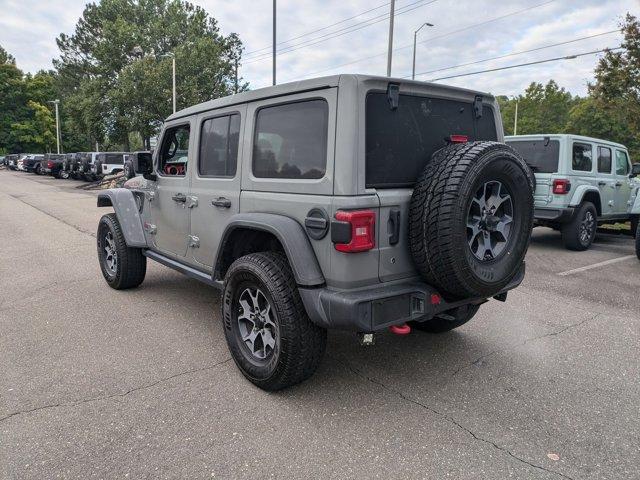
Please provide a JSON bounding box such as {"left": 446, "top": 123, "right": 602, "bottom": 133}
{"left": 451, "top": 312, "right": 603, "bottom": 377}
{"left": 339, "top": 358, "right": 575, "bottom": 480}
{"left": 8, "top": 193, "right": 96, "bottom": 238}
{"left": 0, "top": 358, "right": 232, "bottom": 424}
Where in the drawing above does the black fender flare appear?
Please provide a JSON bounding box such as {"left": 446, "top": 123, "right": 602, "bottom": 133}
{"left": 214, "top": 213, "right": 325, "bottom": 287}
{"left": 97, "top": 188, "right": 147, "bottom": 248}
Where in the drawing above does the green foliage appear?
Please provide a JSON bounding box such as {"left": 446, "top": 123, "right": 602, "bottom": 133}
{"left": 498, "top": 14, "right": 640, "bottom": 162}
{"left": 55, "top": 0, "right": 246, "bottom": 148}
{"left": 11, "top": 100, "right": 57, "bottom": 151}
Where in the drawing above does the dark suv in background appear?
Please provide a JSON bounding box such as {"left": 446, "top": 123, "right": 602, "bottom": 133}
{"left": 41, "top": 153, "right": 67, "bottom": 178}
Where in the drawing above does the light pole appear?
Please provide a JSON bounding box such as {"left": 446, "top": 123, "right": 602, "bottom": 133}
{"left": 386, "top": 0, "right": 395, "bottom": 77}
{"left": 48, "top": 99, "right": 61, "bottom": 154}
{"left": 160, "top": 53, "right": 176, "bottom": 113}
{"left": 510, "top": 95, "right": 519, "bottom": 135}
{"left": 272, "top": 0, "right": 276, "bottom": 85}
{"left": 412, "top": 22, "right": 434, "bottom": 80}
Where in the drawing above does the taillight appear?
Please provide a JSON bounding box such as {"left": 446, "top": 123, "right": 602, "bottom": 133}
{"left": 47, "top": 160, "right": 54, "bottom": 168}
{"left": 552, "top": 179, "right": 571, "bottom": 194}
{"left": 333, "top": 210, "right": 375, "bottom": 253}
{"left": 450, "top": 134, "right": 469, "bottom": 143}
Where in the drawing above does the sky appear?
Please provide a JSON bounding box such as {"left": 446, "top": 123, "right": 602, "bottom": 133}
{"left": 0, "top": 0, "right": 637, "bottom": 97}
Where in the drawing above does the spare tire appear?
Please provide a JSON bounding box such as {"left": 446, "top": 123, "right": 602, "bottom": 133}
{"left": 409, "top": 141, "right": 534, "bottom": 299}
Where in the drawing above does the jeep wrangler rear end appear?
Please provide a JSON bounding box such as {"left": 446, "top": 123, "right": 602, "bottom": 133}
{"left": 96, "top": 74, "right": 534, "bottom": 390}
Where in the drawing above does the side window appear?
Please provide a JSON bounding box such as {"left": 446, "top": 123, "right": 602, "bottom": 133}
{"left": 572, "top": 143, "right": 592, "bottom": 172}
{"left": 597, "top": 146, "right": 612, "bottom": 174}
{"left": 159, "top": 124, "right": 190, "bottom": 176}
{"left": 615, "top": 150, "right": 630, "bottom": 175}
{"left": 253, "top": 99, "right": 328, "bottom": 179}
{"left": 199, "top": 114, "right": 240, "bottom": 177}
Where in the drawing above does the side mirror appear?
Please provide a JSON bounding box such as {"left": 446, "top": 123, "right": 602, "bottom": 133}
{"left": 133, "top": 151, "right": 155, "bottom": 180}
{"left": 630, "top": 163, "right": 640, "bottom": 178}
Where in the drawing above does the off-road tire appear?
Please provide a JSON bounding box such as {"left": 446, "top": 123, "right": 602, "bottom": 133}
{"left": 561, "top": 202, "right": 597, "bottom": 251}
{"left": 34, "top": 164, "right": 41, "bottom": 175}
{"left": 124, "top": 160, "right": 135, "bottom": 180}
{"left": 411, "top": 304, "right": 480, "bottom": 333}
{"left": 631, "top": 215, "right": 638, "bottom": 239}
{"left": 97, "top": 213, "right": 146, "bottom": 289}
{"left": 59, "top": 169, "right": 70, "bottom": 179}
{"left": 222, "top": 252, "right": 327, "bottom": 391}
{"left": 409, "top": 141, "right": 534, "bottom": 299}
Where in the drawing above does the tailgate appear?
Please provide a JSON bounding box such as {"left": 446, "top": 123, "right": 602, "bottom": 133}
{"left": 376, "top": 188, "right": 416, "bottom": 282}
{"left": 533, "top": 173, "right": 553, "bottom": 206}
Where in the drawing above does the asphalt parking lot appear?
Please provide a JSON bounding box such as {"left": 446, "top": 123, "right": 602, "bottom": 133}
{"left": 1, "top": 169, "right": 639, "bottom": 479}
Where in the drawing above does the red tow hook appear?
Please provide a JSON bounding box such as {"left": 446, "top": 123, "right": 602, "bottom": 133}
{"left": 389, "top": 323, "right": 411, "bottom": 335}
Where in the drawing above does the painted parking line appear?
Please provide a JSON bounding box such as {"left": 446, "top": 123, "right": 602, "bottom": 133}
{"left": 557, "top": 255, "right": 636, "bottom": 276}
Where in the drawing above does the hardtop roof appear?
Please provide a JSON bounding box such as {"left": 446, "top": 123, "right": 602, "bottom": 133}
{"left": 166, "top": 74, "right": 495, "bottom": 122}
{"left": 506, "top": 134, "right": 627, "bottom": 150}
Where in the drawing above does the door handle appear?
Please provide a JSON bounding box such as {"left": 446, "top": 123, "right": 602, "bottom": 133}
{"left": 172, "top": 193, "right": 186, "bottom": 203}
{"left": 597, "top": 181, "right": 607, "bottom": 186}
{"left": 388, "top": 208, "right": 401, "bottom": 245}
{"left": 211, "top": 197, "right": 232, "bottom": 208}
{"left": 615, "top": 182, "right": 623, "bottom": 187}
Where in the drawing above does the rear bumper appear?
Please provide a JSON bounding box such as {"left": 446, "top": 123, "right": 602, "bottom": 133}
{"left": 299, "top": 263, "right": 526, "bottom": 332}
{"left": 534, "top": 206, "right": 575, "bottom": 223}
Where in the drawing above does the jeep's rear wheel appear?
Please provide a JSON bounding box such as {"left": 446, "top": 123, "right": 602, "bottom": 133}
{"left": 97, "top": 213, "right": 146, "bottom": 289}
{"left": 411, "top": 304, "right": 480, "bottom": 333}
{"left": 222, "top": 252, "right": 327, "bottom": 391}
{"left": 561, "top": 202, "right": 596, "bottom": 251}
{"left": 409, "top": 142, "right": 534, "bottom": 299}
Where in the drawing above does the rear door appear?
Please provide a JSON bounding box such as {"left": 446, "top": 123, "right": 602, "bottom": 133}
{"left": 596, "top": 145, "right": 615, "bottom": 216}
{"left": 189, "top": 105, "right": 246, "bottom": 268}
{"left": 613, "top": 149, "right": 633, "bottom": 216}
{"left": 365, "top": 91, "right": 498, "bottom": 282}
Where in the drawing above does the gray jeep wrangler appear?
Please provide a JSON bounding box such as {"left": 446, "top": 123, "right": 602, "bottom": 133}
{"left": 96, "top": 75, "right": 534, "bottom": 390}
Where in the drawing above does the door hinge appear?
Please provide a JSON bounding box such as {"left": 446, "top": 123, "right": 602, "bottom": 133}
{"left": 143, "top": 222, "right": 157, "bottom": 234}
{"left": 186, "top": 196, "right": 198, "bottom": 208}
{"left": 188, "top": 235, "right": 200, "bottom": 248}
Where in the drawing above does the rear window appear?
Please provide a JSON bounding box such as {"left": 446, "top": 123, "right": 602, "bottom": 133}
{"left": 102, "top": 153, "right": 124, "bottom": 163}
{"left": 507, "top": 140, "right": 560, "bottom": 174}
{"left": 365, "top": 93, "right": 497, "bottom": 188}
{"left": 253, "top": 99, "right": 328, "bottom": 179}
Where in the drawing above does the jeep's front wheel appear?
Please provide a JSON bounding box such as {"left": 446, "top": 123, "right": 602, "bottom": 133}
{"left": 222, "top": 252, "right": 327, "bottom": 391}
{"left": 562, "top": 202, "right": 597, "bottom": 251}
{"left": 97, "top": 213, "right": 147, "bottom": 289}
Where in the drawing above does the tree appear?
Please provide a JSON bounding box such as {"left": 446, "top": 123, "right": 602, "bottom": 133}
{"left": 55, "top": 0, "right": 247, "bottom": 149}
{"left": 497, "top": 80, "right": 577, "bottom": 136}
{"left": 584, "top": 14, "right": 640, "bottom": 160}
{"left": 0, "top": 45, "right": 27, "bottom": 153}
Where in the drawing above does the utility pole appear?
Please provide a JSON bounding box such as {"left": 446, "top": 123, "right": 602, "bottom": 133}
{"left": 412, "top": 22, "right": 434, "bottom": 80}
{"left": 386, "top": 0, "right": 395, "bottom": 77}
{"left": 49, "top": 99, "right": 61, "bottom": 154}
{"left": 172, "top": 55, "right": 176, "bottom": 113}
{"left": 234, "top": 57, "right": 239, "bottom": 94}
{"left": 513, "top": 97, "right": 519, "bottom": 135}
{"left": 272, "top": 0, "right": 276, "bottom": 85}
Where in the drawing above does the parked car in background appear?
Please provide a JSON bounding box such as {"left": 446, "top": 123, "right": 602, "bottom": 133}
{"left": 16, "top": 154, "right": 32, "bottom": 171}
{"left": 92, "top": 152, "right": 128, "bottom": 178}
{"left": 506, "top": 134, "right": 637, "bottom": 250}
{"left": 78, "top": 152, "right": 99, "bottom": 180}
{"left": 41, "top": 153, "right": 67, "bottom": 178}
{"left": 123, "top": 151, "right": 150, "bottom": 179}
{"left": 5, "top": 154, "right": 19, "bottom": 170}
{"left": 22, "top": 154, "right": 45, "bottom": 174}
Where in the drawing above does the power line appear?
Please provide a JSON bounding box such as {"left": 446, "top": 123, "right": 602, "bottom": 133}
{"left": 281, "top": 0, "right": 556, "bottom": 80}
{"left": 243, "top": 1, "right": 390, "bottom": 58}
{"left": 427, "top": 46, "right": 621, "bottom": 82}
{"left": 243, "top": 0, "right": 439, "bottom": 64}
{"left": 407, "top": 29, "right": 620, "bottom": 79}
